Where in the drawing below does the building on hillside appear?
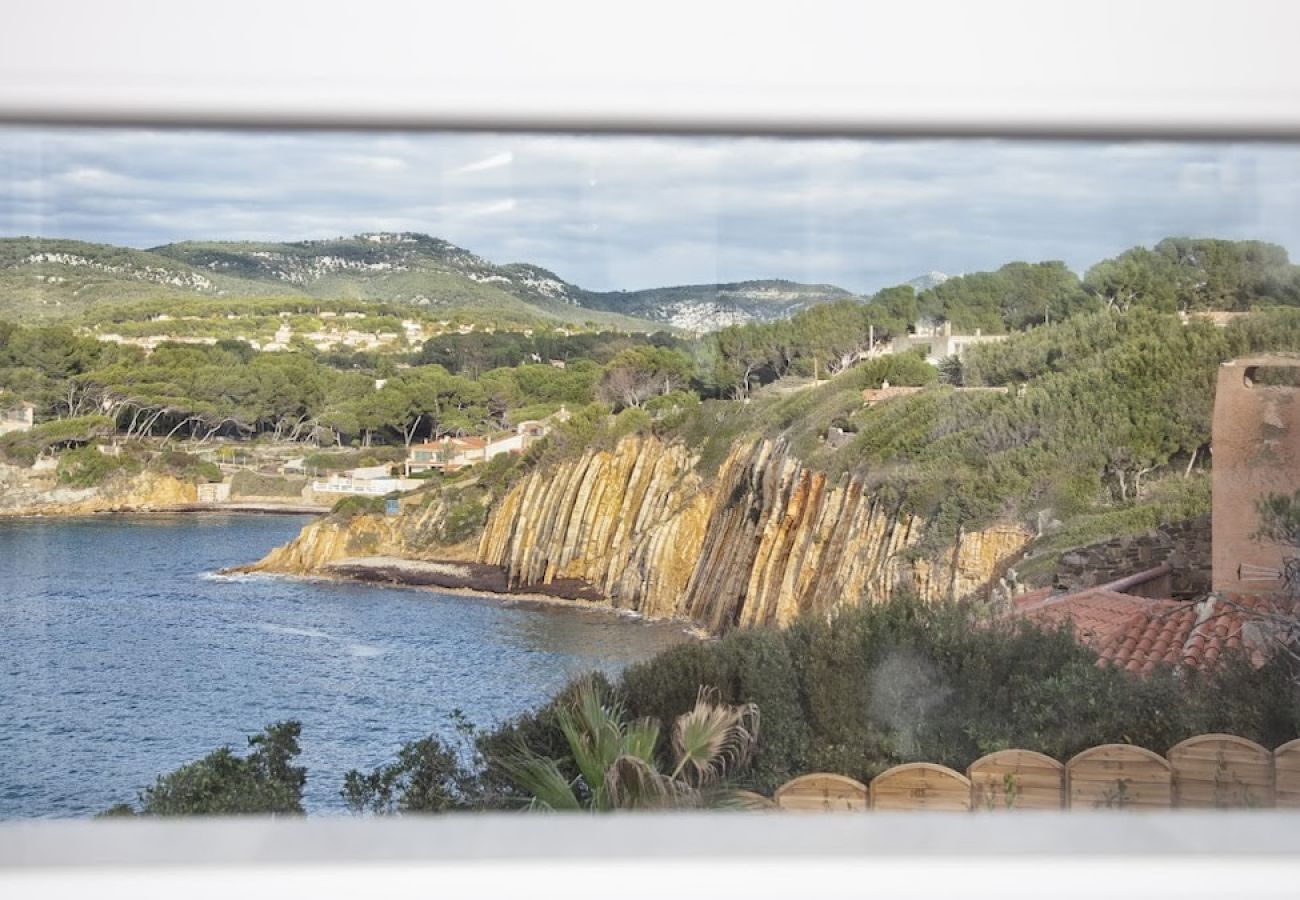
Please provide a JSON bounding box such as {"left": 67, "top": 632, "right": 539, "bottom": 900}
{"left": 889, "top": 320, "right": 1008, "bottom": 364}
{"left": 404, "top": 410, "right": 566, "bottom": 475}
{"left": 405, "top": 436, "right": 490, "bottom": 475}
{"left": 0, "top": 400, "right": 35, "bottom": 436}
{"left": 311, "top": 464, "right": 421, "bottom": 496}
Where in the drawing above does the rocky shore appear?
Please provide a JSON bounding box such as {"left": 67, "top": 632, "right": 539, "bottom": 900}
{"left": 237, "top": 555, "right": 709, "bottom": 637}
{"left": 322, "top": 555, "right": 604, "bottom": 602}
{"left": 0, "top": 465, "right": 329, "bottom": 518}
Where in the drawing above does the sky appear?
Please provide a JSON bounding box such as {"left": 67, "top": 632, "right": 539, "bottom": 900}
{"left": 3, "top": 128, "right": 1300, "bottom": 294}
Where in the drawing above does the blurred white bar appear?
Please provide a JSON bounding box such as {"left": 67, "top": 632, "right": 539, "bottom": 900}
{"left": 3, "top": 0, "right": 1300, "bottom": 136}
{"left": 6, "top": 858, "right": 1300, "bottom": 900}
{"left": 4, "top": 814, "right": 1300, "bottom": 898}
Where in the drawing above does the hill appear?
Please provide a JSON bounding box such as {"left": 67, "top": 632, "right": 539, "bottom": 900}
{"left": 0, "top": 233, "right": 641, "bottom": 331}
{"left": 577, "top": 280, "right": 859, "bottom": 332}
{"left": 0, "top": 233, "right": 860, "bottom": 333}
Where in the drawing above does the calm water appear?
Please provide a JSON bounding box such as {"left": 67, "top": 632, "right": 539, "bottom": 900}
{"left": 0, "top": 514, "right": 693, "bottom": 817}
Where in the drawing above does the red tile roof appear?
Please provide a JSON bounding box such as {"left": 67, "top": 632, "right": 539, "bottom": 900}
{"left": 1016, "top": 589, "right": 1297, "bottom": 676}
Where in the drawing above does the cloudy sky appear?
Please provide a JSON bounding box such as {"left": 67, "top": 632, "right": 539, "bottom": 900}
{"left": 3, "top": 128, "right": 1300, "bottom": 294}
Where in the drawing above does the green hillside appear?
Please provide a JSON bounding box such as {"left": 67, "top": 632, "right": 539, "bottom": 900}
{"left": 0, "top": 234, "right": 651, "bottom": 331}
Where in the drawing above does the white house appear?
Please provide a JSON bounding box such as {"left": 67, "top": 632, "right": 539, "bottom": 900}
{"left": 889, "top": 321, "right": 1007, "bottom": 365}
{"left": 0, "top": 401, "right": 35, "bottom": 436}
{"left": 405, "top": 411, "right": 564, "bottom": 475}
{"left": 312, "top": 465, "right": 421, "bottom": 496}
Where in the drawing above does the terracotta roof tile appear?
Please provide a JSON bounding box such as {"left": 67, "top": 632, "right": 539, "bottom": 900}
{"left": 1017, "top": 588, "right": 1297, "bottom": 675}
{"left": 1011, "top": 587, "right": 1056, "bottom": 612}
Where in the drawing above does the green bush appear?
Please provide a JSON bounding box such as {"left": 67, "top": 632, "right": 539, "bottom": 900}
{"left": 0, "top": 415, "right": 115, "bottom": 467}
{"left": 230, "top": 469, "right": 306, "bottom": 498}
{"left": 108, "top": 721, "right": 306, "bottom": 816}
{"left": 153, "top": 450, "right": 223, "bottom": 483}
{"left": 304, "top": 447, "right": 405, "bottom": 472}
{"left": 0, "top": 433, "right": 37, "bottom": 467}
{"left": 476, "top": 596, "right": 1300, "bottom": 797}
{"left": 56, "top": 446, "right": 134, "bottom": 487}
{"left": 330, "top": 494, "right": 388, "bottom": 519}
{"left": 441, "top": 496, "right": 487, "bottom": 544}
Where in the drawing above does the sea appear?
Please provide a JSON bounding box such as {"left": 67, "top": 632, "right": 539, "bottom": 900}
{"left": 0, "top": 514, "right": 692, "bottom": 817}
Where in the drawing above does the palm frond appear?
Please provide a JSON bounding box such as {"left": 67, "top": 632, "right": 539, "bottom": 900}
{"left": 556, "top": 677, "right": 628, "bottom": 809}
{"left": 670, "top": 686, "right": 761, "bottom": 786}
{"left": 604, "top": 754, "right": 698, "bottom": 810}
{"left": 622, "top": 717, "right": 661, "bottom": 765}
{"left": 495, "top": 753, "right": 582, "bottom": 811}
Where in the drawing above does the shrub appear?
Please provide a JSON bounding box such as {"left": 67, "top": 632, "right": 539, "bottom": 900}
{"left": 107, "top": 721, "right": 306, "bottom": 816}
{"left": 342, "top": 716, "right": 480, "bottom": 814}
{"left": 153, "top": 450, "right": 223, "bottom": 483}
{"left": 474, "top": 596, "right": 1300, "bottom": 797}
{"left": 56, "top": 446, "right": 133, "bottom": 487}
{"left": 330, "top": 494, "right": 388, "bottom": 520}
{"left": 441, "top": 496, "right": 486, "bottom": 544}
{"left": 230, "top": 469, "right": 306, "bottom": 498}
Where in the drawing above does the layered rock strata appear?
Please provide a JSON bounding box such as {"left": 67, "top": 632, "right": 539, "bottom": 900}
{"left": 253, "top": 435, "right": 1031, "bottom": 633}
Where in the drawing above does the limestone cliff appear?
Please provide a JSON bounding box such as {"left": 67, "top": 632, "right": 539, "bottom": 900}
{"left": 0, "top": 469, "right": 198, "bottom": 516}
{"left": 246, "top": 489, "right": 472, "bottom": 573}
{"left": 253, "top": 435, "right": 1031, "bottom": 633}
{"left": 479, "top": 437, "right": 1030, "bottom": 629}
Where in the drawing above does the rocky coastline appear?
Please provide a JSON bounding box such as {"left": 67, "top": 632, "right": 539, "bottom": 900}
{"left": 243, "top": 434, "right": 1033, "bottom": 635}
{"left": 0, "top": 465, "right": 329, "bottom": 518}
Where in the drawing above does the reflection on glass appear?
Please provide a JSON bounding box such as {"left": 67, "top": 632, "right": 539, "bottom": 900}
{"left": 1, "top": 129, "right": 1297, "bottom": 817}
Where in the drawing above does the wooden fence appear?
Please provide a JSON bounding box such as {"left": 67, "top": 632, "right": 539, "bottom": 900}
{"left": 764, "top": 734, "right": 1300, "bottom": 811}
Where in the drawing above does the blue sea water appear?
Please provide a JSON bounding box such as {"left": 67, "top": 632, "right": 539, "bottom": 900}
{"left": 0, "top": 514, "right": 692, "bottom": 817}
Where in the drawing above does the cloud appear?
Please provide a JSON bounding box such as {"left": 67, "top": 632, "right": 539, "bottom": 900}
{"left": 333, "top": 154, "right": 410, "bottom": 173}
{"left": 451, "top": 150, "right": 514, "bottom": 175}
{"left": 58, "top": 166, "right": 131, "bottom": 188}
{"left": 1, "top": 128, "right": 1298, "bottom": 293}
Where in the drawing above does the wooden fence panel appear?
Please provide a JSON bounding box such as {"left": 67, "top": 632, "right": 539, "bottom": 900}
{"left": 871, "top": 763, "right": 972, "bottom": 811}
{"left": 1168, "top": 734, "right": 1273, "bottom": 808}
{"left": 1067, "top": 744, "right": 1172, "bottom": 810}
{"left": 1275, "top": 739, "right": 1300, "bottom": 809}
{"left": 968, "top": 749, "right": 1065, "bottom": 811}
{"left": 774, "top": 773, "right": 868, "bottom": 812}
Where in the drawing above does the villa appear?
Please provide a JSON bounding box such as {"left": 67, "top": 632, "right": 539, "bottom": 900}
{"left": 311, "top": 464, "right": 421, "bottom": 496}
{"left": 889, "top": 320, "right": 1008, "bottom": 364}
{"left": 404, "top": 413, "right": 562, "bottom": 475}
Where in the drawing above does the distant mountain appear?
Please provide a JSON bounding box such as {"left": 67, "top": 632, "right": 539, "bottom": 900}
{"left": 906, "top": 271, "right": 950, "bottom": 292}
{"left": 578, "top": 280, "right": 859, "bottom": 332}
{"left": 0, "top": 233, "right": 858, "bottom": 332}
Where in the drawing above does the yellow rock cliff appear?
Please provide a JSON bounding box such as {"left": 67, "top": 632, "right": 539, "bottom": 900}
{"left": 255, "top": 435, "right": 1031, "bottom": 633}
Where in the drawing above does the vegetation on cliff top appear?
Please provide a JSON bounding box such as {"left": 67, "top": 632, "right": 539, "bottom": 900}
{"left": 655, "top": 307, "right": 1300, "bottom": 552}
{"left": 4, "top": 236, "right": 1298, "bottom": 557}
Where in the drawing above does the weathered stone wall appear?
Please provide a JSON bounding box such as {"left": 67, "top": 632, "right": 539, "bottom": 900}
{"left": 1211, "top": 357, "right": 1300, "bottom": 594}
{"left": 1052, "top": 515, "right": 1212, "bottom": 597}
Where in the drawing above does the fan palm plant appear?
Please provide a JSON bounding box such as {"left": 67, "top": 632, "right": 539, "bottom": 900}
{"left": 499, "top": 679, "right": 759, "bottom": 811}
